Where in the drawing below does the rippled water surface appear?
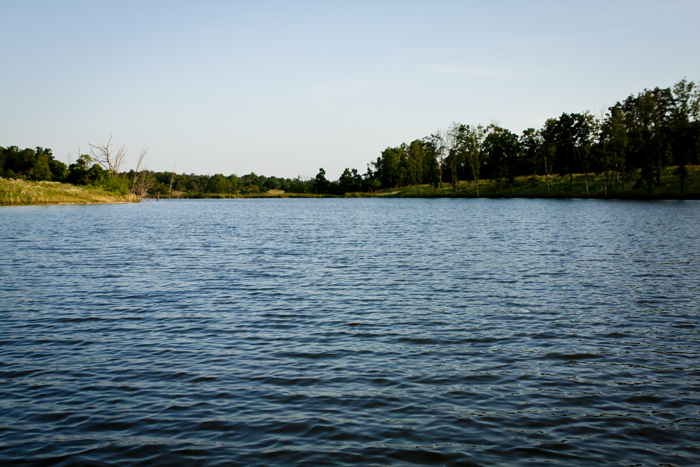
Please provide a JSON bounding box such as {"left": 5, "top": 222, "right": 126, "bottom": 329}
{"left": 1, "top": 199, "right": 700, "bottom": 466}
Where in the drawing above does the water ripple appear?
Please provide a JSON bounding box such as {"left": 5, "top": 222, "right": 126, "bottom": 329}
{"left": 1, "top": 199, "right": 700, "bottom": 466}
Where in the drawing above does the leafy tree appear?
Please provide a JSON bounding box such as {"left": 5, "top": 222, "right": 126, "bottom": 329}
{"left": 421, "top": 137, "right": 441, "bottom": 188}
{"left": 670, "top": 79, "right": 700, "bottom": 192}
{"left": 520, "top": 128, "right": 543, "bottom": 186}
{"left": 0, "top": 146, "right": 67, "bottom": 181}
{"left": 408, "top": 140, "right": 423, "bottom": 195}
{"left": 603, "top": 104, "right": 629, "bottom": 188}
{"left": 482, "top": 125, "right": 520, "bottom": 188}
{"left": 620, "top": 87, "right": 674, "bottom": 192}
{"left": 452, "top": 123, "right": 487, "bottom": 196}
{"left": 373, "top": 147, "right": 400, "bottom": 188}
{"left": 67, "top": 155, "right": 106, "bottom": 185}
{"left": 540, "top": 119, "right": 559, "bottom": 192}
{"left": 314, "top": 168, "right": 330, "bottom": 194}
{"left": 572, "top": 112, "right": 597, "bottom": 197}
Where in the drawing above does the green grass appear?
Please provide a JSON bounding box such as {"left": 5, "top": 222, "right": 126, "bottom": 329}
{"left": 114, "top": 165, "right": 700, "bottom": 201}
{"left": 378, "top": 165, "right": 700, "bottom": 199}
{"left": 0, "top": 178, "right": 140, "bottom": 206}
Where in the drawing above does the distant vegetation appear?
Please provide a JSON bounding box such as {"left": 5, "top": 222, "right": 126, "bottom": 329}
{"left": 2, "top": 79, "right": 698, "bottom": 203}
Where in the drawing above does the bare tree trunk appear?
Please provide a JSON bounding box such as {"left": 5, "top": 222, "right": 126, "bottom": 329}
{"left": 451, "top": 157, "right": 458, "bottom": 196}
{"left": 169, "top": 164, "right": 177, "bottom": 199}
{"left": 131, "top": 148, "right": 149, "bottom": 194}
{"left": 468, "top": 160, "right": 480, "bottom": 197}
{"left": 135, "top": 170, "right": 153, "bottom": 199}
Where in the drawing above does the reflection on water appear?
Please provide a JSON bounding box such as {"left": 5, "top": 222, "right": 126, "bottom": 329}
{"left": 1, "top": 199, "right": 699, "bottom": 466}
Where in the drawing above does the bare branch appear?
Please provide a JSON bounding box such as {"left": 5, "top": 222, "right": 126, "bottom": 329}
{"left": 169, "top": 163, "right": 177, "bottom": 198}
{"left": 134, "top": 165, "right": 153, "bottom": 199}
{"left": 114, "top": 144, "right": 127, "bottom": 175}
{"left": 131, "top": 147, "right": 149, "bottom": 194}
{"left": 88, "top": 133, "right": 125, "bottom": 177}
{"left": 129, "top": 147, "right": 151, "bottom": 198}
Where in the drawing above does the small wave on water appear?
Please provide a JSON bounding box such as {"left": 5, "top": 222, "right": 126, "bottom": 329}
{"left": 1, "top": 199, "right": 699, "bottom": 466}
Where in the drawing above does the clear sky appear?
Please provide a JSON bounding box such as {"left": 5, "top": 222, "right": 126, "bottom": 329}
{"left": 2, "top": 0, "right": 699, "bottom": 179}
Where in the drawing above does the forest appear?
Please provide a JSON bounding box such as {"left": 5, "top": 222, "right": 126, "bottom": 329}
{"left": 1, "top": 79, "right": 698, "bottom": 198}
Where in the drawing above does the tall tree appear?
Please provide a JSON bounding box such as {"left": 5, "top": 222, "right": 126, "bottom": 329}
{"left": 314, "top": 168, "right": 330, "bottom": 194}
{"left": 408, "top": 140, "right": 424, "bottom": 195}
{"left": 571, "top": 112, "right": 597, "bottom": 197}
{"left": 520, "top": 128, "right": 543, "bottom": 187}
{"left": 452, "top": 124, "right": 487, "bottom": 196}
{"left": 482, "top": 125, "right": 520, "bottom": 189}
{"left": 670, "top": 79, "right": 700, "bottom": 193}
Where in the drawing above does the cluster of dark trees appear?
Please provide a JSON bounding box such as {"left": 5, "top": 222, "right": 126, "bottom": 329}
{"left": 0, "top": 146, "right": 68, "bottom": 182}
{"left": 347, "top": 78, "right": 698, "bottom": 195}
{"left": 3, "top": 79, "right": 697, "bottom": 197}
{"left": 147, "top": 172, "right": 317, "bottom": 197}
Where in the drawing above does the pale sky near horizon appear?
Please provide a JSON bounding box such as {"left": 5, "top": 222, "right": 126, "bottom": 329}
{"left": 2, "top": 0, "right": 699, "bottom": 179}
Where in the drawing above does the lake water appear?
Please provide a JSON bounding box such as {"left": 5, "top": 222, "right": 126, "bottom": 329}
{"left": 1, "top": 199, "right": 699, "bottom": 466}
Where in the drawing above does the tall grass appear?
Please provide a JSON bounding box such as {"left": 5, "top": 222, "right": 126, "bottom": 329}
{"left": 0, "top": 178, "right": 139, "bottom": 206}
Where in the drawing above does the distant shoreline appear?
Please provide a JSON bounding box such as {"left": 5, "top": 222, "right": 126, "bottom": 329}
{"left": 145, "top": 166, "right": 700, "bottom": 202}
{"left": 4, "top": 166, "right": 699, "bottom": 206}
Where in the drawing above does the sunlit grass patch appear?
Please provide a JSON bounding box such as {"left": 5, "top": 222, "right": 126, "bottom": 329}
{"left": 0, "top": 178, "right": 139, "bottom": 206}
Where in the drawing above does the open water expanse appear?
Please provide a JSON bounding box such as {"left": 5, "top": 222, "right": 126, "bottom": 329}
{"left": 1, "top": 198, "right": 699, "bottom": 466}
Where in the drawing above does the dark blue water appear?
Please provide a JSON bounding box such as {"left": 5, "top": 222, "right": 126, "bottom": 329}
{"left": 1, "top": 199, "right": 699, "bottom": 466}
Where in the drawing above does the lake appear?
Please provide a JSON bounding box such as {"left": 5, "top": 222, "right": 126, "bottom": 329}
{"left": 1, "top": 198, "right": 699, "bottom": 466}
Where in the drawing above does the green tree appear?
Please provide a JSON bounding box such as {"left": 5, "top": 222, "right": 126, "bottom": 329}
{"left": 520, "top": 128, "right": 543, "bottom": 186}
{"left": 452, "top": 123, "right": 487, "bottom": 196}
{"left": 408, "top": 140, "right": 423, "bottom": 194}
{"left": 670, "top": 79, "right": 700, "bottom": 193}
{"left": 314, "top": 168, "right": 330, "bottom": 194}
{"left": 572, "top": 112, "right": 597, "bottom": 197}
{"left": 67, "top": 154, "right": 106, "bottom": 185}
{"left": 482, "top": 125, "right": 520, "bottom": 189}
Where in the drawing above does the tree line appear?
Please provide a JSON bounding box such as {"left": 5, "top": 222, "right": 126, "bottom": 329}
{"left": 0, "top": 136, "right": 154, "bottom": 198}
{"left": 2, "top": 79, "right": 698, "bottom": 197}
{"left": 0, "top": 143, "right": 317, "bottom": 197}
{"left": 348, "top": 78, "right": 699, "bottom": 196}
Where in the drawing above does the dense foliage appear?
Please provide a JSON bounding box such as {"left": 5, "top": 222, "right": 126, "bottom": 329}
{"left": 3, "top": 79, "right": 698, "bottom": 197}
{"left": 364, "top": 79, "right": 700, "bottom": 195}
{"left": 0, "top": 146, "right": 67, "bottom": 182}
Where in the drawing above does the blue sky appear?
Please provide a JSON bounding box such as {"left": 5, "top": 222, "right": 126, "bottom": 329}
{"left": 2, "top": 0, "right": 699, "bottom": 179}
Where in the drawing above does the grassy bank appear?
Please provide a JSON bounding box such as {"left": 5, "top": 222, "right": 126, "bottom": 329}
{"left": 162, "top": 166, "right": 700, "bottom": 200}
{"left": 382, "top": 165, "right": 700, "bottom": 199}
{"left": 0, "top": 178, "right": 139, "bottom": 206}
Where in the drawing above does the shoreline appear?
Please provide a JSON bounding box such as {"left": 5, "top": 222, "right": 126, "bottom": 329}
{"left": 4, "top": 168, "right": 699, "bottom": 206}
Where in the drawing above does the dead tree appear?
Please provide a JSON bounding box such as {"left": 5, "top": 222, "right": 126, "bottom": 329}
{"left": 89, "top": 134, "right": 126, "bottom": 177}
{"left": 134, "top": 167, "right": 153, "bottom": 199}
{"left": 130, "top": 148, "right": 152, "bottom": 199}
{"left": 169, "top": 164, "right": 177, "bottom": 199}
